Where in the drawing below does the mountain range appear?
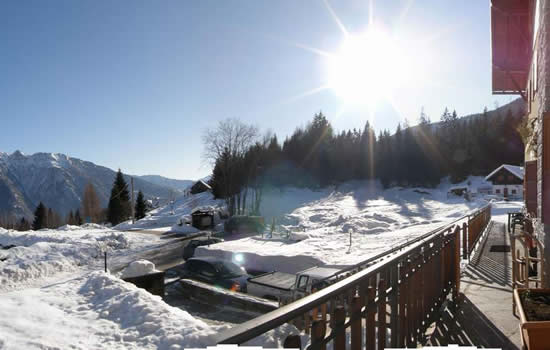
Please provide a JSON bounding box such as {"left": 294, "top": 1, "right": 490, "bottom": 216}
{"left": 0, "top": 151, "right": 193, "bottom": 218}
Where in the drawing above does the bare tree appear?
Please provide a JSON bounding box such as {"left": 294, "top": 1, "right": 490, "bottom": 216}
{"left": 202, "top": 118, "right": 259, "bottom": 215}
{"left": 82, "top": 183, "right": 101, "bottom": 223}
{"left": 202, "top": 118, "right": 259, "bottom": 164}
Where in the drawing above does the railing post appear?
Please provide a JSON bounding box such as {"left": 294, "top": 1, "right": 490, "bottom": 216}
{"left": 334, "top": 306, "right": 346, "bottom": 350}
{"left": 366, "top": 283, "right": 376, "bottom": 350}
{"left": 311, "top": 319, "right": 326, "bottom": 350}
{"left": 462, "top": 222, "right": 468, "bottom": 260}
{"left": 351, "top": 295, "right": 362, "bottom": 350}
{"left": 389, "top": 263, "right": 399, "bottom": 348}
{"left": 377, "top": 278, "right": 386, "bottom": 350}
{"left": 453, "top": 226, "right": 461, "bottom": 304}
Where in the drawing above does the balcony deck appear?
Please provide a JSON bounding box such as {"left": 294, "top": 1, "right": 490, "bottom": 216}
{"left": 425, "top": 221, "right": 521, "bottom": 349}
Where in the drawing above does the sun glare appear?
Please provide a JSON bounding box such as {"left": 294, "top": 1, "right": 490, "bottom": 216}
{"left": 327, "top": 28, "right": 407, "bottom": 106}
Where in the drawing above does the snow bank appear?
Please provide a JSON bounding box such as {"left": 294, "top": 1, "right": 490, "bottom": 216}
{"left": 170, "top": 223, "right": 200, "bottom": 235}
{"left": 0, "top": 271, "right": 307, "bottom": 349}
{"left": 0, "top": 226, "right": 157, "bottom": 292}
{"left": 121, "top": 260, "right": 160, "bottom": 278}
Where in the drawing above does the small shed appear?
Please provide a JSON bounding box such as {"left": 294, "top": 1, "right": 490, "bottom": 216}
{"left": 191, "top": 207, "right": 215, "bottom": 230}
{"left": 190, "top": 180, "right": 212, "bottom": 195}
{"left": 485, "top": 164, "right": 524, "bottom": 198}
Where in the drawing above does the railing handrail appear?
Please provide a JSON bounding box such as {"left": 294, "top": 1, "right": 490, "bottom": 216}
{"left": 216, "top": 203, "right": 491, "bottom": 345}
{"left": 216, "top": 218, "right": 466, "bottom": 344}
{"left": 322, "top": 203, "right": 491, "bottom": 281}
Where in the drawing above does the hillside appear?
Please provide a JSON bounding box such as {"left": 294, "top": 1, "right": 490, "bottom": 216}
{"left": 0, "top": 151, "right": 185, "bottom": 218}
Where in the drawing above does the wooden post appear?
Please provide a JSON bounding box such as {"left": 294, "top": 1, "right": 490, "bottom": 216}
{"left": 311, "top": 320, "right": 326, "bottom": 350}
{"left": 366, "top": 284, "right": 376, "bottom": 350}
{"left": 334, "top": 306, "right": 346, "bottom": 350}
{"left": 351, "top": 295, "right": 362, "bottom": 350}
{"left": 462, "top": 222, "right": 468, "bottom": 260}
{"left": 453, "top": 226, "right": 461, "bottom": 303}
{"left": 377, "top": 278, "right": 386, "bottom": 350}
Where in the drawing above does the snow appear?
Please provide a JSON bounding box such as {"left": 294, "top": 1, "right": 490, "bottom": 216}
{"left": 121, "top": 260, "right": 161, "bottom": 278}
{"left": 0, "top": 271, "right": 219, "bottom": 349}
{"left": 196, "top": 178, "right": 493, "bottom": 274}
{"left": 115, "top": 191, "right": 224, "bottom": 231}
{"left": 0, "top": 177, "right": 524, "bottom": 348}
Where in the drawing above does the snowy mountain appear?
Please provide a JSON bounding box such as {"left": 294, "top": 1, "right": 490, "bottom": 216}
{"left": 0, "top": 151, "right": 179, "bottom": 218}
{"left": 137, "top": 175, "right": 193, "bottom": 192}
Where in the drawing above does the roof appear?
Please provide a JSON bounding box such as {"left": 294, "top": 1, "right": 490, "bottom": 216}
{"left": 490, "top": 0, "right": 531, "bottom": 94}
{"left": 485, "top": 164, "right": 524, "bottom": 181}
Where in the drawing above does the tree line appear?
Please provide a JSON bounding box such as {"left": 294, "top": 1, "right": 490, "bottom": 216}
{"left": 206, "top": 106, "right": 524, "bottom": 214}
{"left": 0, "top": 169, "right": 149, "bottom": 230}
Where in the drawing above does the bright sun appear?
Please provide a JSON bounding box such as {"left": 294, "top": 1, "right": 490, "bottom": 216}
{"left": 327, "top": 28, "right": 406, "bottom": 106}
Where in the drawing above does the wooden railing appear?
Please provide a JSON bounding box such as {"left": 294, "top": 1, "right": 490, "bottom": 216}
{"left": 463, "top": 205, "right": 492, "bottom": 259}
{"left": 216, "top": 204, "right": 492, "bottom": 349}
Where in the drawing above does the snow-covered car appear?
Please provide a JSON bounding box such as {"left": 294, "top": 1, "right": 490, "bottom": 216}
{"left": 247, "top": 266, "right": 341, "bottom": 302}
{"left": 182, "top": 237, "right": 223, "bottom": 260}
{"left": 180, "top": 257, "right": 249, "bottom": 292}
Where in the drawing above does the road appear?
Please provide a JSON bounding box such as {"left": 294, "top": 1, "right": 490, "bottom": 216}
{"left": 113, "top": 229, "right": 207, "bottom": 272}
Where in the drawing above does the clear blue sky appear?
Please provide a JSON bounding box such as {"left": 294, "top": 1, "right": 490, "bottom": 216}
{"left": 0, "top": 0, "right": 514, "bottom": 180}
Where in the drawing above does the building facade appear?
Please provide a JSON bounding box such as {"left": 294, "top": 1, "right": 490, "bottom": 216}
{"left": 485, "top": 164, "right": 524, "bottom": 198}
{"left": 491, "top": 0, "right": 550, "bottom": 285}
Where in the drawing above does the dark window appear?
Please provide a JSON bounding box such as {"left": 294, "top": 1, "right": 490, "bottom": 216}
{"left": 512, "top": 189, "right": 517, "bottom": 194}
{"left": 197, "top": 261, "right": 217, "bottom": 278}
{"left": 297, "top": 275, "right": 309, "bottom": 291}
{"left": 498, "top": 175, "right": 504, "bottom": 181}
{"left": 496, "top": 189, "right": 501, "bottom": 194}
{"left": 508, "top": 175, "right": 514, "bottom": 181}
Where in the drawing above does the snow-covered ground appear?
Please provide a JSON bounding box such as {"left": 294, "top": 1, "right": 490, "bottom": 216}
{"left": 0, "top": 223, "right": 305, "bottom": 349}
{"left": 115, "top": 191, "right": 224, "bottom": 232}
{"left": 0, "top": 177, "right": 523, "bottom": 349}
{"left": 195, "top": 178, "right": 509, "bottom": 273}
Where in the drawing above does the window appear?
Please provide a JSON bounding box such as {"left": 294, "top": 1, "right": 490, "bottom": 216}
{"left": 197, "top": 261, "right": 217, "bottom": 278}
{"left": 297, "top": 275, "right": 309, "bottom": 291}
{"left": 498, "top": 175, "right": 504, "bottom": 181}
{"left": 496, "top": 189, "right": 501, "bottom": 194}
{"left": 512, "top": 189, "right": 517, "bottom": 194}
{"left": 508, "top": 175, "right": 514, "bottom": 181}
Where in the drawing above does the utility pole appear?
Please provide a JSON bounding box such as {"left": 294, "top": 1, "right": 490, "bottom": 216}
{"left": 131, "top": 177, "right": 135, "bottom": 224}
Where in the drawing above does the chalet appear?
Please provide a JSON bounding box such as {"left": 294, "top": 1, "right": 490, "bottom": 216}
{"left": 485, "top": 164, "right": 524, "bottom": 198}
{"left": 189, "top": 179, "right": 212, "bottom": 194}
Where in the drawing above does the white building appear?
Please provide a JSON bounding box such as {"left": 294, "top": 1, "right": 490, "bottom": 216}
{"left": 485, "top": 164, "right": 524, "bottom": 199}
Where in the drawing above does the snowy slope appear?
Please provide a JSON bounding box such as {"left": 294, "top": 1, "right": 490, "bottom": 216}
{"left": 196, "top": 178, "right": 494, "bottom": 273}
{"left": 115, "top": 191, "right": 224, "bottom": 231}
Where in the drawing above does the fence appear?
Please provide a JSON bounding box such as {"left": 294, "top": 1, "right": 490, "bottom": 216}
{"left": 216, "top": 204, "right": 492, "bottom": 349}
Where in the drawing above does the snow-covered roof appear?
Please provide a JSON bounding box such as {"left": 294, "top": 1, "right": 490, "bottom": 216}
{"left": 485, "top": 164, "right": 524, "bottom": 181}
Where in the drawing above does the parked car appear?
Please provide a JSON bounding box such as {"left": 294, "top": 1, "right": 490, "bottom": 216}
{"left": 180, "top": 256, "right": 249, "bottom": 292}
{"left": 247, "top": 266, "right": 341, "bottom": 302}
{"left": 182, "top": 237, "right": 223, "bottom": 260}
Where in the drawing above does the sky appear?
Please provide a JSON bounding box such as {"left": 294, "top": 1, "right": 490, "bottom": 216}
{"left": 0, "top": 0, "right": 516, "bottom": 180}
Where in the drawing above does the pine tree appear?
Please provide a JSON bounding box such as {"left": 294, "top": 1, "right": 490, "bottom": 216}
{"left": 66, "top": 210, "right": 75, "bottom": 225}
{"left": 18, "top": 217, "right": 30, "bottom": 231}
{"left": 134, "top": 190, "right": 147, "bottom": 220}
{"left": 74, "top": 209, "right": 83, "bottom": 226}
{"left": 32, "top": 202, "right": 47, "bottom": 230}
{"left": 107, "top": 169, "right": 131, "bottom": 225}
